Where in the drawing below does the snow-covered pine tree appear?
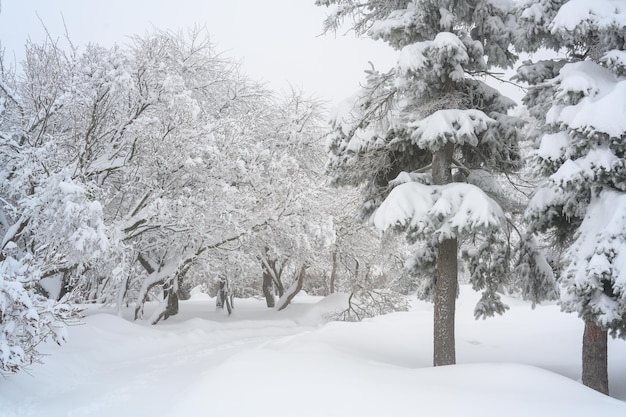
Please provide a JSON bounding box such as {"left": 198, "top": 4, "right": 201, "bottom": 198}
{"left": 318, "top": 0, "right": 555, "bottom": 365}
{"left": 515, "top": 0, "right": 626, "bottom": 395}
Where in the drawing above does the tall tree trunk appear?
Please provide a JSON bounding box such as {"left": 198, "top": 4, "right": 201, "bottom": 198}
{"left": 329, "top": 251, "right": 338, "bottom": 295}
{"left": 433, "top": 237, "right": 457, "bottom": 366}
{"left": 432, "top": 142, "right": 457, "bottom": 366}
{"left": 582, "top": 320, "right": 609, "bottom": 395}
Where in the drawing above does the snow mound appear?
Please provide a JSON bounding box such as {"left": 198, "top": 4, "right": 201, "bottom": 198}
{"left": 296, "top": 292, "right": 351, "bottom": 325}
{"left": 174, "top": 355, "right": 626, "bottom": 417}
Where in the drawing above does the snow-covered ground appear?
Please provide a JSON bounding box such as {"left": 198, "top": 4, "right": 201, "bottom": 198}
{"left": 1, "top": 285, "right": 625, "bottom": 417}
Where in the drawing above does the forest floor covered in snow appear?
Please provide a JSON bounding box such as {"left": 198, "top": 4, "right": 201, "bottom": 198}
{"left": 1, "top": 285, "right": 626, "bottom": 417}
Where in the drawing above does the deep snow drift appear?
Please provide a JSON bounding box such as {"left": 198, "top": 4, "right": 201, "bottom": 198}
{"left": 1, "top": 286, "right": 625, "bottom": 417}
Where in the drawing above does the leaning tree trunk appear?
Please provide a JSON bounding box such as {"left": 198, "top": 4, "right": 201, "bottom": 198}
{"left": 276, "top": 264, "right": 307, "bottom": 311}
{"left": 582, "top": 320, "right": 609, "bottom": 395}
{"left": 432, "top": 142, "right": 457, "bottom": 367}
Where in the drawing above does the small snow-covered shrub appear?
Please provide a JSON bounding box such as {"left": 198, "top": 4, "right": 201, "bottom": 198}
{"left": 0, "top": 254, "right": 81, "bottom": 374}
{"left": 329, "top": 288, "right": 409, "bottom": 322}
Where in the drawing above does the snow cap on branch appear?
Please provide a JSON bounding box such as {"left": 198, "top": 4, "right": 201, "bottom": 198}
{"left": 408, "top": 109, "right": 495, "bottom": 152}
{"left": 397, "top": 32, "right": 474, "bottom": 81}
{"left": 550, "top": 0, "right": 626, "bottom": 34}
{"left": 547, "top": 61, "right": 626, "bottom": 138}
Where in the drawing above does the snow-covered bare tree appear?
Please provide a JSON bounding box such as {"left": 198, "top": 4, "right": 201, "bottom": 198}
{"left": 515, "top": 0, "right": 626, "bottom": 395}
{"left": 317, "top": 0, "right": 557, "bottom": 365}
{"left": 11, "top": 26, "right": 358, "bottom": 317}
{"left": 230, "top": 89, "right": 342, "bottom": 309}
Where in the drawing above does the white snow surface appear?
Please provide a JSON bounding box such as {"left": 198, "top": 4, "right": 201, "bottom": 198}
{"left": 2, "top": 287, "right": 624, "bottom": 417}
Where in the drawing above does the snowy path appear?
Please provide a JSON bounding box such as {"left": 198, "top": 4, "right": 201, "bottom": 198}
{"left": 1, "top": 289, "right": 626, "bottom": 417}
{"left": 0, "top": 299, "right": 317, "bottom": 417}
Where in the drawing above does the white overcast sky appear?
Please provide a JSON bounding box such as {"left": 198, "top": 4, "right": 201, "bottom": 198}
{"left": 0, "top": 0, "right": 398, "bottom": 105}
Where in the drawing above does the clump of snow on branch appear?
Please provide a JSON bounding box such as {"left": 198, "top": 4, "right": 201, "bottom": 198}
{"left": 21, "top": 174, "right": 110, "bottom": 275}
{"left": 560, "top": 190, "right": 626, "bottom": 335}
{"left": 547, "top": 61, "right": 626, "bottom": 138}
{"left": 408, "top": 109, "right": 495, "bottom": 151}
{"left": 373, "top": 182, "right": 505, "bottom": 241}
{"left": 549, "top": 0, "right": 626, "bottom": 34}
{"left": 534, "top": 132, "right": 571, "bottom": 162}
{"left": 396, "top": 32, "right": 475, "bottom": 82}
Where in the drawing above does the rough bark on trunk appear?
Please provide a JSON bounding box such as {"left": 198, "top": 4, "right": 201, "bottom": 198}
{"left": 432, "top": 142, "right": 457, "bottom": 367}
{"left": 582, "top": 320, "right": 609, "bottom": 395}
{"left": 433, "top": 237, "right": 458, "bottom": 366}
{"left": 329, "top": 251, "right": 338, "bottom": 295}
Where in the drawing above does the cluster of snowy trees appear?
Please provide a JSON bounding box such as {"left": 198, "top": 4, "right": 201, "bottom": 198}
{"left": 0, "top": 28, "right": 410, "bottom": 373}
{"left": 2, "top": 0, "right": 626, "bottom": 398}
{"left": 317, "top": 0, "right": 626, "bottom": 395}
